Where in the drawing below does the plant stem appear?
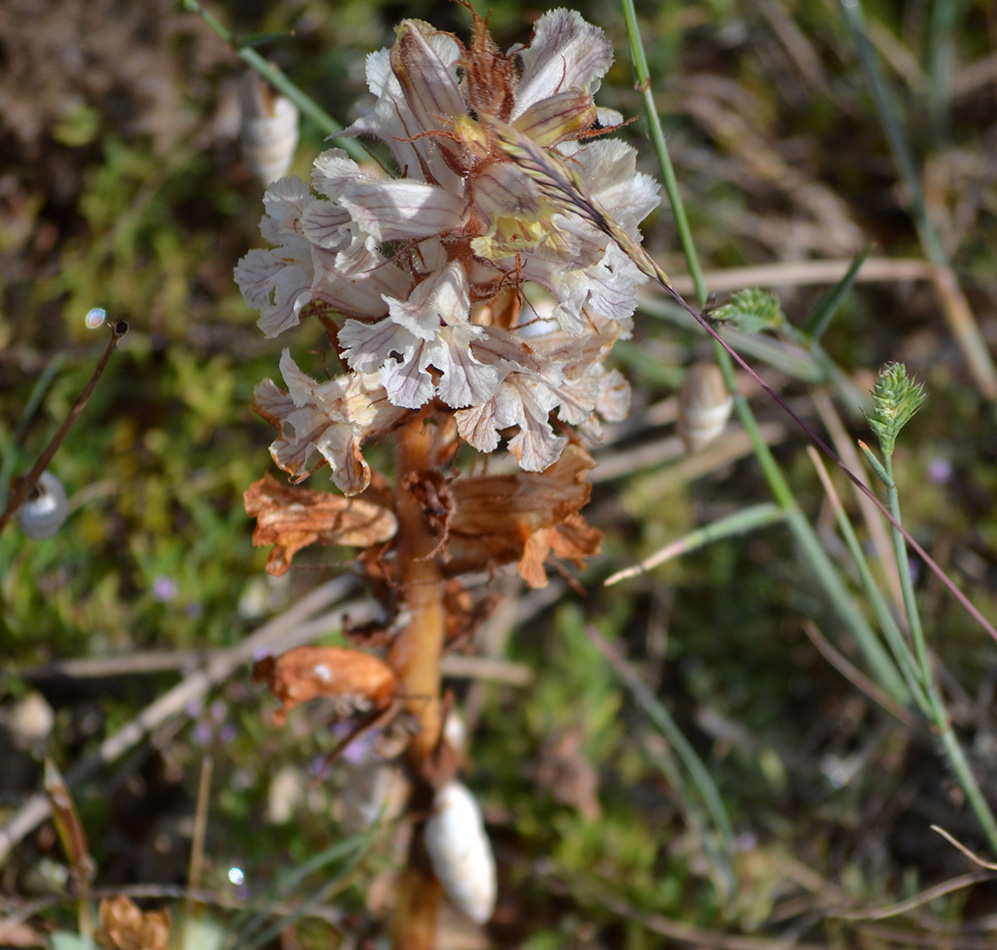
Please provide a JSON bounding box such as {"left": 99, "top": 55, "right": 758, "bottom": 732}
{"left": 807, "top": 448, "right": 928, "bottom": 710}
{"left": 391, "top": 860, "right": 444, "bottom": 950}
{"left": 619, "top": 1, "right": 909, "bottom": 703}
{"left": 0, "top": 320, "right": 128, "bottom": 534}
{"left": 838, "top": 0, "right": 997, "bottom": 405}
{"left": 387, "top": 415, "right": 452, "bottom": 948}
{"left": 621, "top": 0, "right": 706, "bottom": 307}
{"left": 389, "top": 416, "right": 447, "bottom": 769}
{"left": 883, "top": 456, "right": 930, "bottom": 680}
{"left": 880, "top": 454, "right": 997, "bottom": 850}
{"left": 180, "top": 0, "right": 371, "bottom": 164}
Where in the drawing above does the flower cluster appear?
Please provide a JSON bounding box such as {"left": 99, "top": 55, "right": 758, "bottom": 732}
{"left": 236, "top": 7, "right": 659, "bottom": 494}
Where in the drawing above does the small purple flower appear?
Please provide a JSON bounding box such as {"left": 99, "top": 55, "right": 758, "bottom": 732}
{"left": 192, "top": 720, "right": 215, "bottom": 747}
{"left": 926, "top": 457, "right": 953, "bottom": 484}
{"left": 151, "top": 575, "right": 178, "bottom": 603}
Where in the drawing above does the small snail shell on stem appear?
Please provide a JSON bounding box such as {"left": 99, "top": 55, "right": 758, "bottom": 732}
{"left": 677, "top": 361, "right": 734, "bottom": 452}
{"left": 16, "top": 470, "right": 68, "bottom": 539}
{"left": 239, "top": 71, "right": 300, "bottom": 187}
{"left": 424, "top": 780, "right": 497, "bottom": 924}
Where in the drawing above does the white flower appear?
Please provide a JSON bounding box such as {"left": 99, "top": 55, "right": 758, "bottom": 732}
{"left": 238, "top": 7, "right": 661, "bottom": 476}
{"left": 235, "top": 177, "right": 412, "bottom": 336}
{"left": 254, "top": 350, "right": 408, "bottom": 495}
{"left": 339, "top": 262, "right": 501, "bottom": 410}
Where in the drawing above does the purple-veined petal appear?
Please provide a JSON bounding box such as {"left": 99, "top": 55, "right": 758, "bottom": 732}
{"left": 431, "top": 326, "right": 501, "bottom": 408}
{"left": 512, "top": 10, "right": 613, "bottom": 119}
{"left": 255, "top": 352, "right": 408, "bottom": 495}
{"left": 391, "top": 20, "right": 465, "bottom": 137}
{"left": 339, "top": 317, "right": 416, "bottom": 374}
{"left": 300, "top": 200, "right": 352, "bottom": 250}
{"left": 381, "top": 340, "right": 436, "bottom": 408}
{"left": 260, "top": 176, "right": 314, "bottom": 242}
{"left": 570, "top": 139, "right": 661, "bottom": 230}
{"left": 310, "top": 149, "right": 364, "bottom": 199}
{"left": 339, "top": 178, "right": 466, "bottom": 243}
{"left": 312, "top": 251, "right": 411, "bottom": 319}
{"left": 455, "top": 371, "right": 565, "bottom": 472}
{"left": 236, "top": 243, "right": 315, "bottom": 338}
{"left": 385, "top": 262, "right": 470, "bottom": 341}
{"left": 512, "top": 89, "right": 596, "bottom": 147}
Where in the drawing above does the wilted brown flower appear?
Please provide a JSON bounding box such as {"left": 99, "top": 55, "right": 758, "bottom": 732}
{"left": 244, "top": 473, "right": 397, "bottom": 576}
{"left": 445, "top": 444, "right": 601, "bottom": 586}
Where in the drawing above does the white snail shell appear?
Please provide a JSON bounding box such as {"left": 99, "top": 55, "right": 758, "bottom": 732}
{"left": 239, "top": 71, "right": 300, "bottom": 187}
{"left": 16, "top": 471, "right": 68, "bottom": 539}
{"left": 424, "top": 780, "right": 497, "bottom": 924}
{"left": 677, "top": 362, "right": 733, "bottom": 452}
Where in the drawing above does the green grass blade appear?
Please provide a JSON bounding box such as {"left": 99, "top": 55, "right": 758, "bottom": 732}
{"left": 584, "top": 626, "right": 735, "bottom": 862}
{"left": 803, "top": 247, "right": 871, "bottom": 342}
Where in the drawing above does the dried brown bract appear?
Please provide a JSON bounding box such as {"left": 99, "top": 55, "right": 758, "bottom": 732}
{"left": 94, "top": 895, "right": 170, "bottom": 950}
{"left": 254, "top": 645, "right": 398, "bottom": 725}
{"left": 244, "top": 473, "right": 398, "bottom": 576}
{"left": 446, "top": 444, "right": 601, "bottom": 586}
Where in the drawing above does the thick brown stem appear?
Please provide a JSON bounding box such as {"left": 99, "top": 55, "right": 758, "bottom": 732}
{"left": 390, "top": 862, "right": 444, "bottom": 950}
{"left": 389, "top": 415, "right": 448, "bottom": 768}
{"left": 389, "top": 415, "right": 450, "bottom": 948}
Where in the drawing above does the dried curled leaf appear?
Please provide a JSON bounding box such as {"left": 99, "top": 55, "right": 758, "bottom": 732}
{"left": 254, "top": 645, "right": 397, "bottom": 726}
{"left": 445, "top": 444, "right": 601, "bottom": 587}
{"left": 244, "top": 474, "right": 397, "bottom": 576}
{"left": 518, "top": 511, "right": 602, "bottom": 589}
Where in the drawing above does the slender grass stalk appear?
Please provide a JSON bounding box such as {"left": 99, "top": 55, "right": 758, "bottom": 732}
{"left": 637, "top": 294, "right": 829, "bottom": 385}
{"left": 180, "top": 0, "right": 371, "bottom": 165}
{"left": 606, "top": 502, "right": 786, "bottom": 585}
{"left": 584, "top": 624, "right": 736, "bottom": 897}
{"left": 623, "top": 0, "right": 997, "bottom": 848}
{"left": 925, "top": 0, "right": 964, "bottom": 145}
{"left": 807, "top": 448, "right": 927, "bottom": 710}
{"left": 620, "top": 0, "right": 707, "bottom": 308}
{"left": 0, "top": 320, "right": 128, "bottom": 535}
{"left": 854, "top": 363, "right": 997, "bottom": 848}
{"left": 881, "top": 449, "right": 997, "bottom": 850}
{"left": 838, "top": 0, "right": 997, "bottom": 405}
{"left": 0, "top": 351, "right": 66, "bottom": 513}
{"left": 231, "top": 834, "right": 372, "bottom": 950}
{"left": 619, "top": 0, "right": 909, "bottom": 703}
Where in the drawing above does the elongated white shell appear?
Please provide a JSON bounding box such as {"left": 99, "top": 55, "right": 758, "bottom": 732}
{"left": 239, "top": 71, "right": 300, "bottom": 187}
{"left": 677, "top": 362, "right": 733, "bottom": 452}
{"left": 16, "top": 471, "right": 67, "bottom": 539}
{"left": 424, "top": 780, "right": 497, "bottom": 924}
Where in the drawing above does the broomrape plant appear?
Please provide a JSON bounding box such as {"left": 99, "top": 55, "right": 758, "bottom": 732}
{"left": 236, "top": 5, "right": 659, "bottom": 938}
{"left": 236, "top": 8, "right": 658, "bottom": 483}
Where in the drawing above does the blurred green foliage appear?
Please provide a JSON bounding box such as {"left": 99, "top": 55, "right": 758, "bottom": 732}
{"left": 2, "top": 0, "right": 997, "bottom": 945}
